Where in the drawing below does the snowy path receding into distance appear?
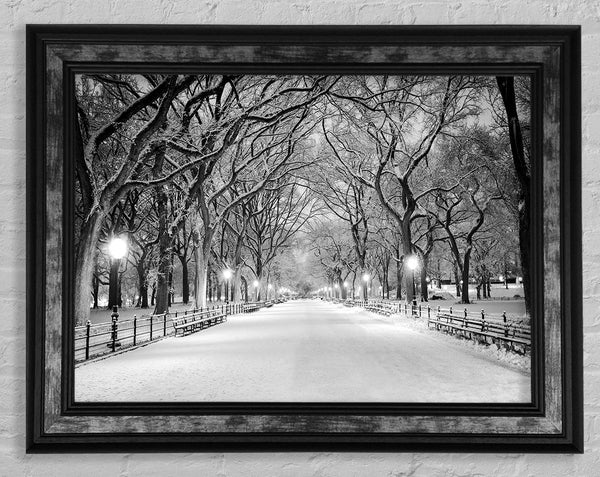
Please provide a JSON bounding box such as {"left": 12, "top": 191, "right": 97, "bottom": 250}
{"left": 75, "top": 300, "right": 530, "bottom": 402}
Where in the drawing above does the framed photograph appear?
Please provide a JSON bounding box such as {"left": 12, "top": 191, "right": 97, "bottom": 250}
{"left": 26, "top": 25, "right": 582, "bottom": 452}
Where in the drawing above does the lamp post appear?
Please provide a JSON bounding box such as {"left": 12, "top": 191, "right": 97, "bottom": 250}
{"left": 406, "top": 254, "right": 419, "bottom": 310}
{"left": 223, "top": 268, "right": 232, "bottom": 303}
{"left": 362, "top": 273, "right": 370, "bottom": 301}
{"left": 108, "top": 237, "right": 127, "bottom": 309}
{"left": 108, "top": 237, "right": 127, "bottom": 351}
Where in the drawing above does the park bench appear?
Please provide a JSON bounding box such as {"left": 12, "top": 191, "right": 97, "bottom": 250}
{"left": 172, "top": 309, "right": 227, "bottom": 337}
{"left": 244, "top": 303, "right": 259, "bottom": 313}
{"left": 365, "top": 302, "right": 395, "bottom": 316}
{"left": 264, "top": 301, "right": 273, "bottom": 308}
{"left": 428, "top": 312, "right": 530, "bottom": 353}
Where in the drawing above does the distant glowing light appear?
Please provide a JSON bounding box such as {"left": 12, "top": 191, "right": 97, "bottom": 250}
{"left": 108, "top": 237, "right": 127, "bottom": 259}
{"left": 406, "top": 255, "right": 419, "bottom": 271}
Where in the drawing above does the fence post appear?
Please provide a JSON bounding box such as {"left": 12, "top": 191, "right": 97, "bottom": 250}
{"left": 85, "top": 320, "right": 91, "bottom": 360}
{"left": 150, "top": 315, "right": 153, "bottom": 341}
{"left": 163, "top": 314, "right": 167, "bottom": 336}
{"left": 427, "top": 305, "right": 431, "bottom": 320}
{"left": 503, "top": 310, "right": 508, "bottom": 337}
{"left": 418, "top": 304, "right": 422, "bottom": 318}
{"left": 133, "top": 315, "right": 137, "bottom": 346}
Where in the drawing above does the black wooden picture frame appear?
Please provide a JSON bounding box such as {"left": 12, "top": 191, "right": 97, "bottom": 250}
{"left": 26, "top": 25, "right": 582, "bottom": 453}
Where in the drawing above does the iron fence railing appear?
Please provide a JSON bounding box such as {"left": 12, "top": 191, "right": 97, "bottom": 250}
{"left": 75, "top": 301, "right": 273, "bottom": 363}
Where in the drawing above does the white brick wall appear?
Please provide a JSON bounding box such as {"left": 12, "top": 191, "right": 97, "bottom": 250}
{"left": 0, "top": 1, "right": 596, "bottom": 474}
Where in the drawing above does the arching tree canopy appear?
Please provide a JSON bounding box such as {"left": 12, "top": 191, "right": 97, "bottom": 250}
{"left": 75, "top": 73, "right": 530, "bottom": 323}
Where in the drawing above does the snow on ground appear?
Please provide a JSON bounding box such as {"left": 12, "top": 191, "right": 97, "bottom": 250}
{"left": 75, "top": 300, "right": 530, "bottom": 403}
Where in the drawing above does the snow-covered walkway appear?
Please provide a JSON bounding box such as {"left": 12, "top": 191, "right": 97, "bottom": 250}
{"left": 75, "top": 300, "right": 530, "bottom": 402}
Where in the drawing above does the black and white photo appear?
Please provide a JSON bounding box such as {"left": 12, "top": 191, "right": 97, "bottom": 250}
{"left": 72, "top": 73, "right": 532, "bottom": 403}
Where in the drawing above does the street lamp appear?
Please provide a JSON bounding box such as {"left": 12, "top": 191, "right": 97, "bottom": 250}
{"left": 223, "top": 268, "right": 232, "bottom": 303}
{"left": 108, "top": 237, "right": 127, "bottom": 351}
{"left": 108, "top": 237, "right": 127, "bottom": 309}
{"left": 253, "top": 280, "right": 259, "bottom": 301}
{"left": 362, "top": 273, "right": 370, "bottom": 300}
{"left": 406, "top": 254, "right": 419, "bottom": 308}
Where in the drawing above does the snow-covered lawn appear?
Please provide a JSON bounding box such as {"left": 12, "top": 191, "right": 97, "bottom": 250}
{"left": 75, "top": 300, "right": 530, "bottom": 403}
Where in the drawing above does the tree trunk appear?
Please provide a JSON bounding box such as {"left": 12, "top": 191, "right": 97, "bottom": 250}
{"left": 396, "top": 250, "right": 403, "bottom": 299}
{"left": 74, "top": 210, "right": 104, "bottom": 324}
{"left": 461, "top": 248, "right": 472, "bottom": 304}
{"left": 497, "top": 76, "right": 531, "bottom": 313}
{"left": 232, "top": 268, "right": 242, "bottom": 302}
{"left": 401, "top": 212, "right": 415, "bottom": 303}
{"left": 420, "top": 266, "right": 428, "bottom": 302}
{"left": 192, "top": 246, "right": 208, "bottom": 308}
{"left": 136, "top": 260, "right": 149, "bottom": 308}
{"left": 92, "top": 271, "right": 99, "bottom": 309}
{"left": 153, "top": 188, "right": 170, "bottom": 315}
{"left": 192, "top": 231, "right": 213, "bottom": 308}
{"left": 167, "top": 267, "right": 173, "bottom": 306}
{"left": 454, "top": 263, "right": 461, "bottom": 297}
{"left": 179, "top": 256, "right": 190, "bottom": 304}
{"left": 256, "top": 259, "right": 264, "bottom": 301}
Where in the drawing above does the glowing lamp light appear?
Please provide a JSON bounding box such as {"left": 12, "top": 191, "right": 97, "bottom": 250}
{"left": 253, "top": 280, "right": 259, "bottom": 287}
{"left": 343, "top": 281, "right": 348, "bottom": 288}
{"left": 108, "top": 237, "right": 127, "bottom": 259}
{"left": 223, "top": 269, "right": 233, "bottom": 280}
{"left": 362, "top": 273, "right": 370, "bottom": 282}
{"left": 406, "top": 255, "right": 419, "bottom": 271}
